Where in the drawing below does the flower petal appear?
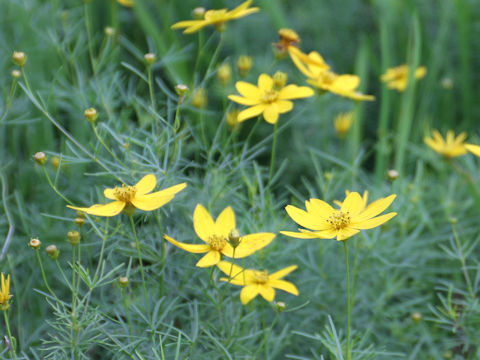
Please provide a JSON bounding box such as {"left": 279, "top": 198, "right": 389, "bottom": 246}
{"left": 217, "top": 261, "right": 245, "bottom": 280}
{"left": 258, "top": 74, "right": 273, "bottom": 91}
{"left": 263, "top": 104, "right": 280, "bottom": 124}
{"left": 351, "top": 212, "right": 397, "bottom": 230}
{"left": 131, "top": 195, "right": 174, "bottom": 211}
{"left": 280, "top": 230, "right": 320, "bottom": 239}
{"left": 276, "top": 100, "right": 294, "bottom": 114}
{"left": 215, "top": 206, "right": 236, "bottom": 238}
{"left": 228, "top": 94, "right": 260, "bottom": 106}
{"left": 309, "top": 228, "right": 338, "bottom": 239}
{"left": 103, "top": 188, "right": 117, "bottom": 200}
{"left": 270, "top": 279, "right": 299, "bottom": 295}
{"left": 226, "top": 232, "right": 275, "bottom": 258}
{"left": 237, "top": 104, "right": 266, "bottom": 122}
{"left": 269, "top": 265, "right": 298, "bottom": 280}
{"left": 67, "top": 201, "right": 125, "bottom": 217}
{"left": 163, "top": 235, "right": 210, "bottom": 253}
{"left": 353, "top": 194, "right": 396, "bottom": 222}
{"left": 340, "top": 192, "right": 364, "bottom": 217}
{"left": 336, "top": 228, "right": 360, "bottom": 241}
{"left": 278, "top": 85, "right": 314, "bottom": 100}
{"left": 240, "top": 285, "right": 260, "bottom": 304}
{"left": 285, "top": 205, "right": 329, "bottom": 230}
{"left": 258, "top": 285, "right": 275, "bottom": 302}
{"left": 171, "top": 20, "right": 203, "bottom": 29}
{"left": 134, "top": 174, "right": 157, "bottom": 195}
{"left": 235, "top": 81, "right": 262, "bottom": 99}
{"left": 305, "top": 198, "right": 335, "bottom": 218}
{"left": 193, "top": 204, "right": 215, "bottom": 242}
{"left": 466, "top": 144, "right": 480, "bottom": 157}
{"left": 146, "top": 182, "right": 187, "bottom": 198}
{"left": 196, "top": 250, "right": 221, "bottom": 267}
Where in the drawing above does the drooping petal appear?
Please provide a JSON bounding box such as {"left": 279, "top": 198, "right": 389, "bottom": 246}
{"left": 240, "top": 285, "right": 261, "bottom": 304}
{"left": 285, "top": 205, "right": 329, "bottom": 230}
{"left": 193, "top": 204, "right": 216, "bottom": 242}
{"left": 258, "top": 74, "right": 273, "bottom": 91}
{"left": 196, "top": 250, "right": 221, "bottom": 267}
{"left": 134, "top": 174, "right": 157, "bottom": 195}
{"left": 263, "top": 104, "right": 280, "bottom": 124}
{"left": 67, "top": 201, "right": 125, "bottom": 217}
{"left": 146, "top": 182, "right": 187, "bottom": 198}
{"left": 353, "top": 194, "right": 396, "bottom": 222}
{"left": 237, "top": 104, "right": 267, "bottom": 122}
{"left": 235, "top": 81, "right": 262, "bottom": 99}
{"left": 340, "top": 192, "right": 364, "bottom": 217}
{"left": 270, "top": 279, "right": 299, "bottom": 295}
{"left": 280, "top": 230, "right": 320, "bottom": 239}
{"left": 309, "top": 228, "right": 338, "bottom": 239}
{"left": 228, "top": 94, "right": 260, "bottom": 106}
{"left": 350, "top": 212, "right": 397, "bottom": 230}
{"left": 163, "top": 235, "right": 210, "bottom": 253}
{"left": 103, "top": 188, "right": 117, "bottom": 200}
{"left": 215, "top": 206, "right": 236, "bottom": 238}
{"left": 279, "top": 85, "right": 315, "bottom": 100}
{"left": 131, "top": 195, "right": 174, "bottom": 211}
{"left": 226, "top": 232, "right": 275, "bottom": 258}
{"left": 269, "top": 265, "right": 298, "bottom": 280}
{"left": 258, "top": 285, "right": 275, "bottom": 302}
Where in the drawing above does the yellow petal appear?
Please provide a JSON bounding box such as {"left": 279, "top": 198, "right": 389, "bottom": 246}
{"left": 454, "top": 132, "right": 467, "bottom": 145}
{"left": 235, "top": 81, "right": 262, "bottom": 99}
{"left": 340, "top": 192, "right": 364, "bottom": 217}
{"left": 466, "top": 144, "right": 480, "bottom": 157}
{"left": 193, "top": 204, "right": 215, "bottom": 242}
{"left": 230, "top": 7, "right": 259, "bottom": 20}
{"left": 134, "top": 174, "right": 157, "bottom": 195}
{"left": 183, "top": 21, "right": 210, "bottom": 34}
{"left": 229, "top": 0, "right": 253, "bottom": 15}
{"left": 415, "top": 66, "right": 427, "bottom": 79}
{"left": 217, "top": 261, "right": 245, "bottom": 280}
{"left": 336, "top": 228, "right": 360, "bottom": 241}
{"left": 351, "top": 212, "right": 397, "bottom": 230}
{"left": 228, "top": 94, "right": 260, "bottom": 106}
{"left": 240, "top": 285, "right": 261, "bottom": 304}
{"left": 103, "top": 188, "right": 117, "bottom": 200}
{"left": 131, "top": 194, "right": 174, "bottom": 211}
{"left": 276, "top": 100, "right": 294, "bottom": 114}
{"left": 196, "top": 250, "right": 221, "bottom": 267}
{"left": 263, "top": 104, "right": 280, "bottom": 124}
{"left": 285, "top": 205, "right": 329, "bottom": 230}
{"left": 258, "top": 74, "right": 273, "bottom": 91}
{"left": 258, "top": 285, "right": 275, "bottom": 302}
{"left": 215, "top": 206, "right": 236, "bottom": 238}
{"left": 163, "top": 235, "right": 210, "bottom": 253}
{"left": 280, "top": 230, "right": 320, "bottom": 239}
{"left": 237, "top": 104, "right": 266, "bottom": 122}
{"left": 117, "top": 0, "right": 133, "bottom": 7}
{"left": 353, "top": 194, "right": 396, "bottom": 222}
{"left": 67, "top": 201, "right": 125, "bottom": 217}
{"left": 270, "top": 279, "right": 299, "bottom": 295}
{"left": 305, "top": 198, "right": 335, "bottom": 218}
{"left": 269, "top": 265, "right": 298, "bottom": 280}
{"left": 171, "top": 20, "right": 203, "bottom": 29}
{"left": 146, "top": 182, "right": 187, "bottom": 198}
{"left": 227, "top": 232, "right": 275, "bottom": 258}
{"left": 332, "top": 75, "right": 360, "bottom": 92}
{"left": 309, "top": 228, "right": 338, "bottom": 239}
{"left": 278, "top": 85, "right": 314, "bottom": 100}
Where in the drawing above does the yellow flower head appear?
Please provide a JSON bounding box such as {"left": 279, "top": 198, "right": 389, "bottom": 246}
{"left": 288, "top": 46, "right": 329, "bottom": 79}
{"left": 466, "top": 143, "right": 480, "bottom": 157}
{"left": 273, "top": 28, "right": 301, "bottom": 58}
{"left": 334, "top": 111, "right": 354, "bottom": 138}
{"left": 217, "top": 261, "right": 298, "bottom": 305}
{"left": 424, "top": 130, "right": 468, "bottom": 158}
{"left": 228, "top": 73, "right": 314, "bottom": 124}
{"left": 0, "top": 273, "right": 12, "bottom": 311}
{"left": 67, "top": 174, "right": 186, "bottom": 217}
{"left": 281, "top": 191, "right": 396, "bottom": 241}
{"left": 171, "top": 0, "right": 259, "bottom": 34}
{"left": 164, "top": 204, "right": 275, "bottom": 267}
{"left": 381, "top": 65, "right": 427, "bottom": 92}
{"left": 117, "top": 0, "right": 133, "bottom": 6}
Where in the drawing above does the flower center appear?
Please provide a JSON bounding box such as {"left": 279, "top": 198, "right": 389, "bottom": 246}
{"left": 252, "top": 270, "right": 269, "bottom": 284}
{"left": 261, "top": 90, "right": 279, "bottom": 103}
{"left": 113, "top": 185, "right": 137, "bottom": 203}
{"left": 320, "top": 71, "right": 337, "bottom": 85}
{"left": 326, "top": 211, "right": 351, "bottom": 230}
{"left": 208, "top": 234, "right": 227, "bottom": 251}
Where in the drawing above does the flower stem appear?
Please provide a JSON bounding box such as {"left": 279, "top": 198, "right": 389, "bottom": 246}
{"left": 3, "top": 311, "right": 16, "bottom": 360}
{"left": 268, "top": 122, "right": 279, "bottom": 186}
{"left": 343, "top": 240, "right": 352, "bottom": 360}
{"left": 451, "top": 223, "right": 475, "bottom": 299}
{"left": 35, "top": 249, "right": 64, "bottom": 308}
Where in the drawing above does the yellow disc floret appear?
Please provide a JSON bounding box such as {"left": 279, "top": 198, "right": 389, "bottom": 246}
{"left": 113, "top": 185, "right": 137, "bottom": 203}
{"left": 208, "top": 234, "right": 227, "bottom": 251}
{"left": 252, "top": 270, "right": 269, "bottom": 284}
{"left": 326, "top": 211, "right": 351, "bottom": 231}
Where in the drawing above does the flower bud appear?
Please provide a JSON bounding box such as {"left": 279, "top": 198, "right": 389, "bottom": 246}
{"left": 175, "top": 84, "right": 188, "bottom": 97}
{"left": 84, "top": 107, "right": 98, "bottom": 123}
{"left": 118, "top": 276, "right": 129, "bottom": 288}
{"left": 74, "top": 217, "right": 85, "bottom": 227}
{"left": 226, "top": 109, "right": 240, "bottom": 129}
{"left": 217, "top": 63, "right": 232, "bottom": 86}
{"left": 34, "top": 152, "right": 47, "bottom": 166}
{"left": 51, "top": 156, "right": 60, "bottom": 170}
{"left": 411, "top": 311, "right": 422, "bottom": 323}
{"left": 273, "top": 29, "right": 300, "bottom": 59}
{"left": 387, "top": 169, "right": 399, "bottom": 181}
{"left": 12, "top": 51, "right": 27, "bottom": 67}
{"left": 193, "top": 7, "right": 205, "bottom": 19}
{"left": 76, "top": 211, "right": 86, "bottom": 219}
{"left": 67, "top": 230, "right": 81, "bottom": 246}
{"left": 449, "top": 217, "right": 457, "bottom": 225}
{"left": 237, "top": 56, "right": 253, "bottom": 78}
{"left": 334, "top": 112, "right": 354, "bottom": 138}
{"left": 46, "top": 245, "right": 59, "bottom": 260}
{"left": 29, "top": 238, "right": 41, "bottom": 249}
{"left": 11, "top": 70, "right": 21, "bottom": 79}
{"left": 273, "top": 71, "right": 287, "bottom": 90}
{"left": 441, "top": 77, "right": 453, "bottom": 90}
{"left": 275, "top": 301, "right": 286, "bottom": 312}
{"left": 228, "top": 229, "right": 241, "bottom": 248}
{"left": 192, "top": 89, "right": 207, "bottom": 109}
{"left": 144, "top": 53, "right": 156, "bottom": 66}
{"left": 105, "top": 27, "right": 115, "bottom": 36}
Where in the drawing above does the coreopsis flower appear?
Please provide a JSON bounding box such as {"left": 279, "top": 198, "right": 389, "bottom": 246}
{"left": 217, "top": 261, "right": 298, "bottom": 304}
{"left": 381, "top": 65, "right": 427, "bottom": 91}
{"left": 164, "top": 204, "right": 275, "bottom": 267}
{"left": 424, "top": 130, "right": 468, "bottom": 158}
{"left": 67, "top": 174, "right": 186, "bottom": 217}
{"left": 281, "top": 191, "right": 396, "bottom": 241}
{"left": 117, "top": 0, "right": 133, "bottom": 6}
{"left": 0, "top": 273, "right": 12, "bottom": 311}
{"left": 228, "top": 73, "right": 314, "bottom": 124}
{"left": 289, "top": 47, "right": 374, "bottom": 101}
{"left": 334, "top": 112, "right": 354, "bottom": 138}
{"left": 273, "top": 28, "right": 301, "bottom": 58}
{"left": 466, "top": 144, "right": 480, "bottom": 157}
{"left": 171, "top": 0, "right": 259, "bottom": 34}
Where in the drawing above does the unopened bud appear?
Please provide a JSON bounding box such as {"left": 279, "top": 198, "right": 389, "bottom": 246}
{"left": 67, "top": 230, "right": 81, "bottom": 245}
{"left": 387, "top": 169, "right": 399, "bottom": 181}
{"left": 273, "top": 71, "right": 287, "bottom": 89}
{"left": 144, "top": 53, "right": 156, "bottom": 66}
{"left": 275, "top": 301, "right": 286, "bottom": 312}
{"left": 51, "top": 156, "right": 60, "bottom": 170}
{"left": 74, "top": 217, "right": 85, "bottom": 227}
{"left": 217, "top": 63, "right": 232, "bottom": 86}
{"left": 11, "top": 70, "right": 21, "bottom": 79}
{"left": 192, "top": 89, "right": 207, "bottom": 109}
{"left": 228, "top": 229, "right": 241, "bottom": 248}
{"left": 193, "top": 7, "right": 205, "bottom": 19}
{"left": 441, "top": 78, "right": 453, "bottom": 90}
{"left": 175, "top": 84, "right": 188, "bottom": 97}
{"left": 105, "top": 27, "right": 115, "bottom": 36}
{"left": 12, "top": 51, "right": 27, "bottom": 67}
{"left": 237, "top": 56, "right": 253, "bottom": 78}
{"left": 29, "top": 238, "right": 41, "bottom": 249}
{"left": 449, "top": 217, "right": 457, "bottom": 225}
{"left": 84, "top": 107, "right": 98, "bottom": 123}
{"left": 411, "top": 312, "right": 422, "bottom": 323}
{"left": 118, "top": 276, "right": 129, "bottom": 288}
{"left": 46, "top": 245, "right": 59, "bottom": 260}
{"left": 76, "top": 211, "right": 86, "bottom": 219}
{"left": 34, "top": 152, "right": 47, "bottom": 166}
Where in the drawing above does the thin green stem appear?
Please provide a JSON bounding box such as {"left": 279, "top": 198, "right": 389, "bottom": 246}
{"left": 3, "top": 311, "right": 16, "bottom": 360}
{"left": 0, "top": 77, "right": 18, "bottom": 124}
{"left": 343, "top": 240, "right": 352, "bottom": 360}
{"left": 84, "top": 2, "right": 96, "bottom": 74}
{"left": 147, "top": 65, "right": 156, "bottom": 111}
{"left": 35, "top": 250, "right": 64, "bottom": 307}
{"left": 91, "top": 123, "right": 125, "bottom": 167}
{"left": 122, "top": 287, "right": 132, "bottom": 335}
{"left": 42, "top": 166, "right": 71, "bottom": 204}
{"left": 451, "top": 224, "right": 475, "bottom": 299}
{"left": 268, "top": 122, "right": 278, "bottom": 186}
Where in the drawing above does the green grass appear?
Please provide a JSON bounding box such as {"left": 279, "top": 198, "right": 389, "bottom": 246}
{"left": 0, "top": 0, "right": 479, "bottom": 359}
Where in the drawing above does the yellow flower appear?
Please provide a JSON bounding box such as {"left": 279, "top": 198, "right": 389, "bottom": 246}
{"left": 117, "top": 0, "right": 133, "bottom": 7}
{"left": 381, "top": 65, "right": 427, "bottom": 92}
{"left": 424, "top": 130, "right": 468, "bottom": 158}
{"left": 171, "top": 0, "right": 259, "bottom": 34}
{"left": 289, "top": 47, "right": 374, "bottom": 101}
{"left": 228, "top": 73, "right": 314, "bottom": 124}
{"left": 67, "top": 174, "right": 186, "bottom": 217}
{"left": 164, "top": 204, "right": 275, "bottom": 267}
{"left": 192, "top": 88, "right": 208, "bottom": 108}
{"left": 217, "top": 261, "right": 298, "bottom": 304}
{"left": 273, "top": 29, "right": 301, "bottom": 58}
{"left": 281, "top": 191, "right": 396, "bottom": 241}
{"left": 0, "top": 273, "right": 12, "bottom": 311}
{"left": 334, "top": 111, "right": 354, "bottom": 138}
{"left": 466, "top": 144, "right": 480, "bottom": 157}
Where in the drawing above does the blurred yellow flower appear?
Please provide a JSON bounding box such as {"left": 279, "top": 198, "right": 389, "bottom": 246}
{"left": 217, "top": 261, "right": 298, "bottom": 304}
{"left": 217, "top": 63, "right": 232, "bottom": 85}
{"left": 281, "top": 191, "right": 396, "bottom": 241}
{"left": 228, "top": 73, "right": 314, "bottom": 124}
{"left": 67, "top": 174, "right": 186, "bottom": 217}
{"left": 171, "top": 0, "right": 259, "bottom": 34}
{"left": 334, "top": 112, "right": 354, "bottom": 138}
{"left": 0, "top": 273, "right": 12, "bottom": 311}
{"left": 226, "top": 109, "right": 241, "bottom": 128}
{"left": 164, "top": 204, "right": 275, "bottom": 267}
{"left": 117, "top": 0, "right": 133, "bottom": 7}
{"left": 273, "top": 28, "right": 301, "bottom": 58}
{"left": 192, "top": 88, "right": 208, "bottom": 108}
{"left": 289, "top": 47, "right": 374, "bottom": 101}
{"left": 237, "top": 55, "right": 253, "bottom": 77}
{"left": 424, "top": 130, "right": 467, "bottom": 158}
{"left": 466, "top": 144, "right": 480, "bottom": 157}
{"left": 381, "top": 65, "right": 427, "bottom": 91}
